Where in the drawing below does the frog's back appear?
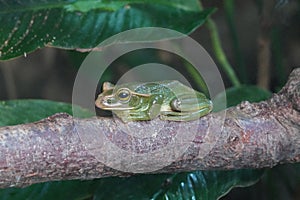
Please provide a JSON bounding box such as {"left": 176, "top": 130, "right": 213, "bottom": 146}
{"left": 138, "top": 80, "right": 199, "bottom": 102}
{"left": 134, "top": 81, "right": 174, "bottom": 97}
{"left": 156, "top": 80, "right": 196, "bottom": 94}
{"left": 116, "top": 80, "right": 197, "bottom": 96}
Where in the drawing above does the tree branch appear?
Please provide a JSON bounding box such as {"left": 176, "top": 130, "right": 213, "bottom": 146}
{"left": 0, "top": 69, "right": 299, "bottom": 188}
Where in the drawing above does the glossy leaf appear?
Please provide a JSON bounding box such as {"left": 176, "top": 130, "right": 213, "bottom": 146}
{"left": 0, "top": 170, "right": 264, "bottom": 200}
{"left": 0, "top": 0, "right": 214, "bottom": 60}
{"left": 0, "top": 175, "right": 172, "bottom": 200}
{"left": 154, "top": 170, "right": 264, "bottom": 200}
{"left": 0, "top": 180, "right": 99, "bottom": 200}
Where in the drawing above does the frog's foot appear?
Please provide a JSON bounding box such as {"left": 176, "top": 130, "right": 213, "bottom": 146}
{"left": 160, "top": 108, "right": 211, "bottom": 121}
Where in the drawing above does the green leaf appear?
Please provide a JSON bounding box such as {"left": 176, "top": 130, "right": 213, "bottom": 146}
{"left": 213, "top": 85, "right": 272, "bottom": 111}
{"left": 0, "top": 180, "right": 100, "bottom": 200}
{"left": 154, "top": 170, "right": 264, "bottom": 200}
{"left": 0, "top": 170, "right": 264, "bottom": 200}
{"left": 0, "top": 176, "right": 165, "bottom": 200}
{"left": 0, "top": 0, "right": 214, "bottom": 60}
{"left": 91, "top": 170, "right": 264, "bottom": 199}
{"left": 0, "top": 99, "right": 92, "bottom": 126}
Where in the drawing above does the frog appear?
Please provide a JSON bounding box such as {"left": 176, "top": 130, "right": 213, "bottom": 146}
{"left": 95, "top": 80, "right": 213, "bottom": 122}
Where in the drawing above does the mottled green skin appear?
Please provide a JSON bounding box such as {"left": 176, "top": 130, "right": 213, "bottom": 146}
{"left": 95, "top": 80, "right": 213, "bottom": 122}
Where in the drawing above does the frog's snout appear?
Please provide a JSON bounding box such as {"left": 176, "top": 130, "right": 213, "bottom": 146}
{"left": 95, "top": 94, "right": 135, "bottom": 111}
{"left": 95, "top": 95, "right": 116, "bottom": 109}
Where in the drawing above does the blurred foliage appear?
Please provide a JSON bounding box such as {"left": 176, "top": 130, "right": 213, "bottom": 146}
{"left": 0, "top": 99, "right": 92, "bottom": 126}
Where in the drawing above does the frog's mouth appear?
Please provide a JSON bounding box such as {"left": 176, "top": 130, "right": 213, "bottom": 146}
{"left": 95, "top": 96, "right": 134, "bottom": 110}
{"left": 95, "top": 89, "right": 150, "bottom": 111}
{"left": 95, "top": 92, "right": 145, "bottom": 111}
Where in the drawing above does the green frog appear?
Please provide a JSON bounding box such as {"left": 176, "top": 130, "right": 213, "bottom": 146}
{"left": 95, "top": 80, "right": 213, "bottom": 122}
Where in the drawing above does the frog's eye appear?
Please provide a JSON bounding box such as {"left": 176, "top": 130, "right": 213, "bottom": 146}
{"left": 117, "top": 89, "right": 131, "bottom": 101}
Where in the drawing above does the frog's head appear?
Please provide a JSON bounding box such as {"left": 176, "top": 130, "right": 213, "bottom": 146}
{"left": 95, "top": 82, "right": 150, "bottom": 110}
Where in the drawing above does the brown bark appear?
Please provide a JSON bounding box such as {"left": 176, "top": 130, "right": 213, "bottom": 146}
{"left": 0, "top": 68, "right": 299, "bottom": 188}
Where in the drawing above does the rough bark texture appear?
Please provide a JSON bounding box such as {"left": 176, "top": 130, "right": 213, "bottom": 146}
{"left": 0, "top": 69, "right": 299, "bottom": 188}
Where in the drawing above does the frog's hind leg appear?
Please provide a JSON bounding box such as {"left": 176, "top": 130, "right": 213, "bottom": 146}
{"left": 171, "top": 93, "right": 212, "bottom": 112}
{"left": 160, "top": 108, "right": 211, "bottom": 121}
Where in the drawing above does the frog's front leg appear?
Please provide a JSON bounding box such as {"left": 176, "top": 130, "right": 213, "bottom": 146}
{"left": 146, "top": 94, "right": 164, "bottom": 119}
{"left": 113, "top": 110, "right": 154, "bottom": 122}
{"left": 131, "top": 94, "right": 164, "bottom": 120}
{"left": 126, "top": 112, "right": 152, "bottom": 122}
{"left": 116, "top": 94, "right": 164, "bottom": 122}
